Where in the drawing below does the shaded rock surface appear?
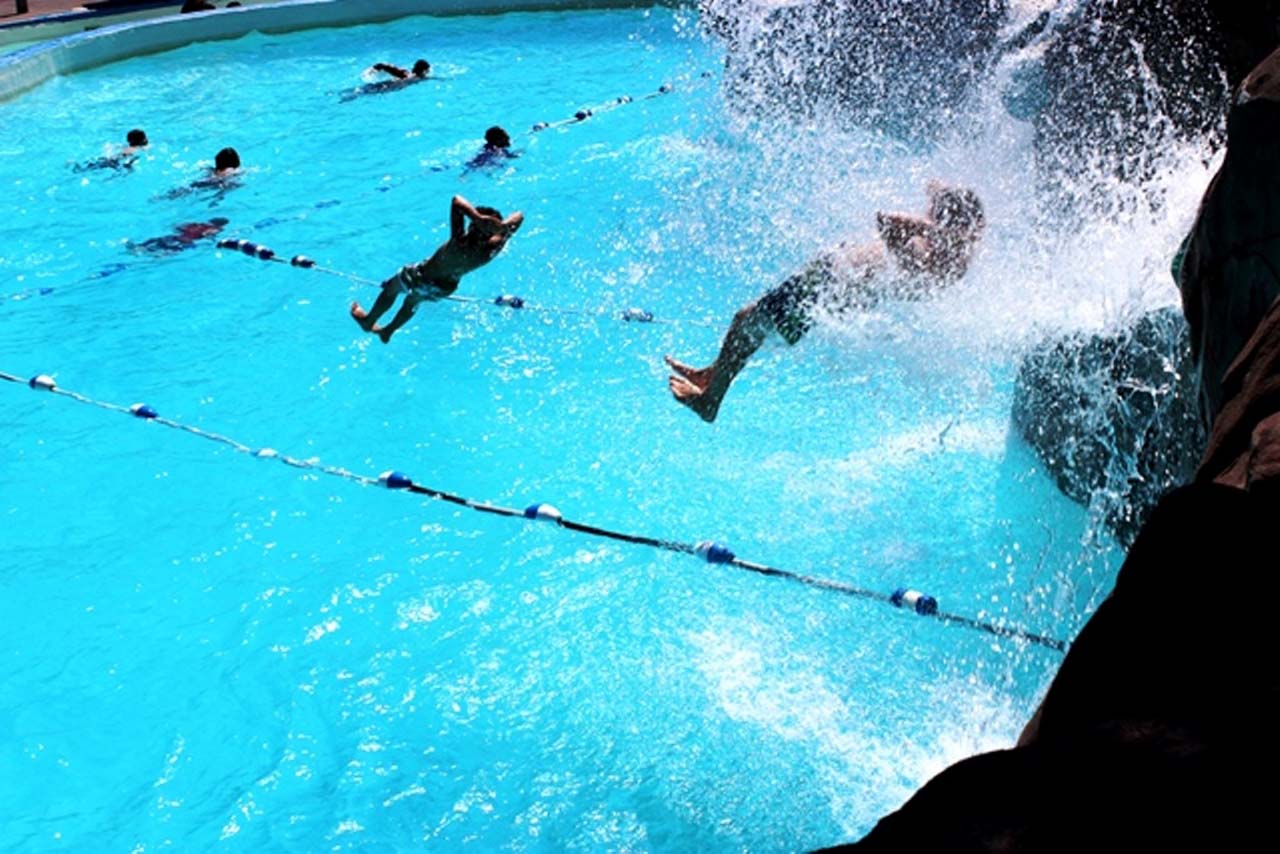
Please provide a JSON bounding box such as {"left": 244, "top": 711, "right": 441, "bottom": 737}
{"left": 1024, "top": 1, "right": 1279, "bottom": 200}
{"left": 1011, "top": 307, "right": 1205, "bottom": 547}
{"left": 700, "top": 0, "right": 1006, "bottom": 136}
{"left": 820, "top": 482, "right": 1278, "bottom": 854}
{"left": 1033, "top": 0, "right": 1229, "bottom": 195}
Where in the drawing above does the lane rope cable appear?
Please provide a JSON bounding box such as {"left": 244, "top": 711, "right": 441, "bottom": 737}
{"left": 373, "top": 72, "right": 714, "bottom": 195}
{"left": 214, "top": 237, "right": 718, "bottom": 328}
{"left": 526, "top": 74, "right": 709, "bottom": 133}
{"left": 2, "top": 368, "right": 1069, "bottom": 654}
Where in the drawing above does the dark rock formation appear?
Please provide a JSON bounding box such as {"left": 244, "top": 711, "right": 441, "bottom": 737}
{"left": 1177, "top": 99, "right": 1280, "bottom": 424}
{"left": 700, "top": 0, "right": 1007, "bottom": 137}
{"left": 1211, "top": 3, "right": 1280, "bottom": 87}
{"left": 1033, "top": 1, "right": 1227, "bottom": 194}
{"left": 818, "top": 482, "right": 1277, "bottom": 854}
{"left": 1031, "top": 1, "right": 1280, "bottom": 200}
{"left": 1011, "top": 307, "right": 1204, "bottom": 546}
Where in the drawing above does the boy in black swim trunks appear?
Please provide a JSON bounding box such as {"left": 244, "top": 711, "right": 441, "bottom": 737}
{"left": 666, "top": 182, "right": 985, "bottom": 422}
{"left": 351, "top": 195, "right": 524, "bottom": 343}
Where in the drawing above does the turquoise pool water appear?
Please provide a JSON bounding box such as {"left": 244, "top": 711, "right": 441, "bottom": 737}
{"left": 1, "top": 7, "right": 1128, "bottom": 851}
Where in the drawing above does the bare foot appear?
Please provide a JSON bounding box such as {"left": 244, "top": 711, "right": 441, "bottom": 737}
{"left": 351, "top": 301, "right": 375, "bottom": 331}
{"left": 1242, "top": 46, "right": 1280, "bottom": 102}
{"left": 664, "top": 355, "right": 715, "bottom": 388}
{"left": 669, "top": 374, "right": 722, "bottom": 423}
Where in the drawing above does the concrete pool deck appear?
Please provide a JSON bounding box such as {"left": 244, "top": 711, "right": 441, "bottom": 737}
{"left": 0, "top": 1, "right": 280, "bottom": 55}
{"left": 2, "top": 1, "right": 112, "bottom": 24}
{"left": 0, "top": 0, "right": 662, "bottom": 100}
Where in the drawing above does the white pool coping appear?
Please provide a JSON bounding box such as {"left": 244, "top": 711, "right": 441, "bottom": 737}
{"left": 0, "top": 0, "right": 666, "bottom": 103}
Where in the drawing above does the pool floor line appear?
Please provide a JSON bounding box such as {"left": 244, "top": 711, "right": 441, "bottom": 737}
{"left": 1, "top": 368, "right": 1070, "bottom": 654}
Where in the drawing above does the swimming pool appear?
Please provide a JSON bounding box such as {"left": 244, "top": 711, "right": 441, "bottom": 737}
{"left": 0, "top": 5, "right": 1155, "bottom": 850}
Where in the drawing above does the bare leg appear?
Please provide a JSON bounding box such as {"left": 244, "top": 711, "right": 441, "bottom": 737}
{"left": 371, "top": 293, "right": 423, "bottom": 343}
{"left": 666, "top": 299, "right": 771, "bottom": 422}
{"left": 665, "top": 356, "right": 715, "bottom": 387}
{"left": 351, "top": 283, "right": 400, "bottom": 332}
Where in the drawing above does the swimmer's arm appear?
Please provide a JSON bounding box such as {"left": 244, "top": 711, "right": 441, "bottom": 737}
{"left": 502, "top": 211, "right": 524, "bottom": 235}
{"left": 450, "top": 195, "right": 502, "bottom": 238}
{"left": 373, "top": 62, "right": 409, "bottom": 79}
{"left": 450, "top": 195, "right": 470, "bottom": 239}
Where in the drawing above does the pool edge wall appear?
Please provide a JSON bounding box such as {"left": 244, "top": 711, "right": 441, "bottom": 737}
{"left": 0, "top": 0, "right": 674, "bottom": 103}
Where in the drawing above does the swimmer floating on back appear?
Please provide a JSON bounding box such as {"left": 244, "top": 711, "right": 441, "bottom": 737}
{"left": 74, "top": 128, "right": 149, "bottom": 172}
{"left": 341, "top": 59, "right": 431, "bottom": 100}
{"left": 665, "top": 182, "right": 985, "bottom": 422}
{"left": 351, "top": 194, "right": 523, "bottom": 343}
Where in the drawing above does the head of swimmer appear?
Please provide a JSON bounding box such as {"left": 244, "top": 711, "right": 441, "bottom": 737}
{"left": 214, "top": 147, "right": 241, "bottom": 175}
{"left": 926, "top": 183, "right": 984, "bottom": 247}
{"left": 484, "top": 126, "right": 512, "bottom": 150}
{"left": 468, "top": 205, "right": 512, "bottom": 243}
{"left": 412, "top": 59, "right": 431, "bottom": 78}
{"left": 125, "top": 128, "right": 149, "bottom": 150}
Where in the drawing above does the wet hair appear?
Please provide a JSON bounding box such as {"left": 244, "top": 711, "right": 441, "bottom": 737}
{"left": 126, "top": 128, "right": 148, "bottom": 147}
{"left": 475, "top": 205, "right": 503, "bottom": 220}
{"left": 484, "top": 126, "right": 511, "bottom": 148}
{"left": 209, "top": 216, "right": 230, "bottom": 227}
{"left": 412, "top": 59, "right": 431, "bottom": 77}
{"left": 214, "top": 147, "right": 241, "bottom": 171}
{"left": 931, "top": 187, "right": 984, "bottom": 235}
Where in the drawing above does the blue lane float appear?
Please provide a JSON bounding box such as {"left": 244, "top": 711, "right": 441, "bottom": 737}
{"left": 0, "top": 367, "right": 1070, "bottom": 654}
{"left": 524, "top": 503, "right": 564, "bottom": 522}
{"left": 695, "top": 540, "right": 736, "bottom": 564}
{"left": 891, "top": 587, "right": 940, "bottom": 616}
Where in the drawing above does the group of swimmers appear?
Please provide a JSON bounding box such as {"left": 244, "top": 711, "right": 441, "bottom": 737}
{"left": 72, "top": 130, "right": 241, "bottom": 255}
{"left": 73, "top": 53, "right": 985, "bottom": 425}
{"left": 76, "top": 130, "right": 240, "bottom": 189}
{"left": 75, "top": 53, "right": 516, "bottom": 262}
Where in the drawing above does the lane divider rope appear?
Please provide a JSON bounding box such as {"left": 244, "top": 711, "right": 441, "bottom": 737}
{"left": 527, "top": 75, "right": 704, "bottom": 133}
{"left": 2, "top": 368, "right": 1069, "bottom": 654}
{"left": 372, "top": 72, "right": 715, "bottom": 195}
{"left": 214, "top": 237, "right": 716, "bottom": 327}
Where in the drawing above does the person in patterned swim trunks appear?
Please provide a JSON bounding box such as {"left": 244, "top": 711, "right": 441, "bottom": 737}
{"left": 351, "top": 195, "right": 523, "bottom": 343}
{"left": 665, "top": 182, "right": 985, "bottom": 423}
